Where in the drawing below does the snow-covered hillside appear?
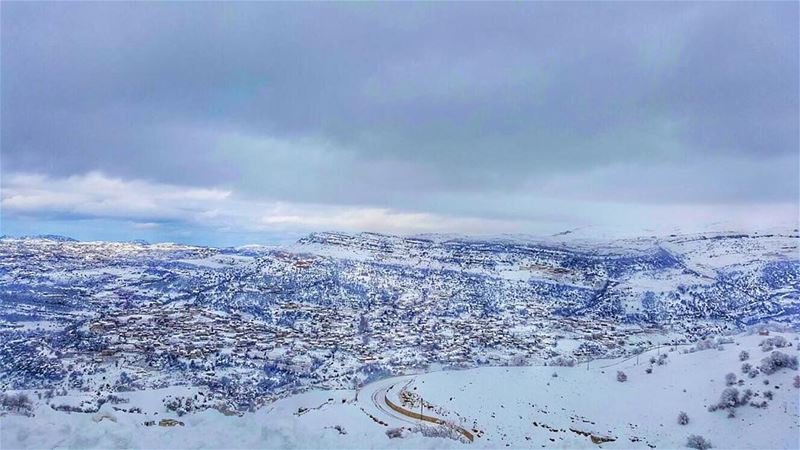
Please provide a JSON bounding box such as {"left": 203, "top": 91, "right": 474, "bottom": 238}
{"left": 380, "top": 332, "right": 799, "bottom": 449}
{"left": 0, "top": 230, "right": 798, "bottom": 448}
{"left": 1, "top": 332, "right": 797, "bottom": 449}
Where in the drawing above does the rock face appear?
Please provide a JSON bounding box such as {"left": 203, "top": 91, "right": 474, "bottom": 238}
{"left": 590, "top": 434, "right": 616, "bottom": 444}
{"left": 158, "top": 418, "right": 184, "bottom": 427}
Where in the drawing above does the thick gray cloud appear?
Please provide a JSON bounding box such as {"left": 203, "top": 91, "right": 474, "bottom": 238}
{"left": 1, "top": 2, "right": 797, "bottom": 241}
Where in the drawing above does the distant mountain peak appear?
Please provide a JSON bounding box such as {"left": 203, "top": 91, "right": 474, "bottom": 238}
{"left": 20, "top": 234, "right": 78, "bottom": 242}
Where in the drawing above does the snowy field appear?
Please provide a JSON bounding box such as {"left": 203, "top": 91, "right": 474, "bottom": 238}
{"left": 2, "top": 332, "right": 798, "bottom": 449}
{"left": 385, "top": 332, "right": 800, "bottom": 449}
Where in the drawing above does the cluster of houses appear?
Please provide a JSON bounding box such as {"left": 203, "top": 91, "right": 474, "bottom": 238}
{"left": 75, "top": 283, "right": 670, "bottom": 400}
{"left": 3, "top": 234, "right": 756, "bottom": 407}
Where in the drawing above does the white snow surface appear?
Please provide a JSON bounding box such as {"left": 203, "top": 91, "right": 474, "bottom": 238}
{"left": 2, "top": 332, "right": 798, "bottom": 449}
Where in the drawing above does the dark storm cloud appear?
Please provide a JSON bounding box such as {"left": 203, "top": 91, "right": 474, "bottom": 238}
{"left": 1, "top": 2, "right": 797, "bottom": 239}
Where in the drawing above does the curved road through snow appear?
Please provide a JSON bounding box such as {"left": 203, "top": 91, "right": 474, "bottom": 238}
{"left": 357, "top": 374, "right": 475, "bottom": 443}
{"left": 357, "top": 374, "right": 419, "bottom": 427}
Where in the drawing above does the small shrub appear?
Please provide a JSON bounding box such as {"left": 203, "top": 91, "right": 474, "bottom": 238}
{"left": 760, "top": 351, "right": 798, "bottom": 375}
{"left": 549, "top": 356, "right": 576, "bottom": 367}
{"left": 763, "top": 390, "right": 773, "bottom": 400}
{"left": 741, "top": 363, "right": 751, "bottom": 374}
{"left": 677, "top": 411, "right": 689, "bottom": 425}
{"left": 411, "top": 424, "right": 469, "bottom": 443}
{"left": 687, "top": 434, "right": 712, "bottom": 450}
{"left": 52, "top": 404, "right": 94, "bottom": 413}
{"left": 708, "top": 387, "right": 752, "bottom": 414}
{"left": 163, "top": 395, "right": 197, "bottom": 417}
{"left": 0, "top": 393, "right": 33, "bottom": 415}
{"left": 794, "top": 375, "right": 800, "bottom": 389}
{"left": 386, "top": 428, "right": 404, "bottom": 439}
{"left": 740, "top": 388, "right": 753, "bottom": 404}
{"left": 739, "top": 351, "right": 750, "bottom": 361}
{"left": 760, "top": 336, "right": 788, "bottom": 352}
{"left": 105, "top": 394, "right": 128, "bottom": 404}
{"left": 645, "top": 367, "right": 653, "bottom": 374}
{"left": 725, "top": 373, "right": 737, "bottom": 386}
{"left": 694, "top": 339, "right": 716, "bottom": 352}
{"left": 617, "top": 371, "right": 627, "bottom": 382}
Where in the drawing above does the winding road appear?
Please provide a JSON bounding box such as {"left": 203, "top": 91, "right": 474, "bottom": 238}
{"left": 354, "top": 342, "right": 696, "bottom": 444}
{"left": 357, "top": 375, "right": 475, "bottom": 443}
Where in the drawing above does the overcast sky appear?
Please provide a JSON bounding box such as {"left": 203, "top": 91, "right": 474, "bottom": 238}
{"left": 2, "top": 2, "right": 798, "bottom": 246}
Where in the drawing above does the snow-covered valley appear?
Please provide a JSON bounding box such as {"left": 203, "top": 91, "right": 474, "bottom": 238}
{"left": 0, "top": 230, "right": 798, "bottom": 448}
